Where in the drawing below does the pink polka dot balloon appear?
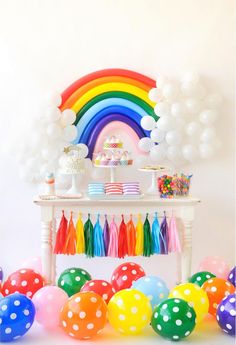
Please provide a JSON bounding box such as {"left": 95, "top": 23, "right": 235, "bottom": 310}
{"left": 32, "top": 286, "right": 68, "bottom": 328}
{"left": 111, "top": 262, "right": 146, "bottom": 292}
{"left": 198, "top": 256, "right": 230, "bottom": 279}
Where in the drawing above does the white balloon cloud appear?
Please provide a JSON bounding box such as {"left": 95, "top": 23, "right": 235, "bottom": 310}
{"left": 16, "top": 95, "right": 88, "bottom": 183}
{"left": 139, "top": 72, "right": 221, "bottom": 167}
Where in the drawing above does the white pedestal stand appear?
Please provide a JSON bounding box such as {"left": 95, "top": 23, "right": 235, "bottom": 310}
{"left": 139, "top": 168, "right": 169, "bottom": 195}
{"left": 66, "top": 174, "right": 82, "bottom": 197}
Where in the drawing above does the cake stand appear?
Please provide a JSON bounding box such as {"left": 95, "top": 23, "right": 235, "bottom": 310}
{"left": 93, "top": 164, "right": 131, "bottom": 183}
{"left": 138, "top": 167, "right": 169, "bottom": 195}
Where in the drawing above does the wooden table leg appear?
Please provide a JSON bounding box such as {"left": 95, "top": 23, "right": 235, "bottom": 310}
{"left": 41, "top": 206, "right": 54, "bottom": 284}
{"left": 180, "top": 207, "right": 194, "bottom": 282}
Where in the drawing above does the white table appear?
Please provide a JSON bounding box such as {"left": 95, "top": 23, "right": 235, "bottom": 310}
{"left": 34, "top": 196, "right": 200, "bottom": 285}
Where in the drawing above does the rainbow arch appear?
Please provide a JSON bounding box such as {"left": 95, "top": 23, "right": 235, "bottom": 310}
{"left": 60, "top": 68, "right": 157, "bottom": 158}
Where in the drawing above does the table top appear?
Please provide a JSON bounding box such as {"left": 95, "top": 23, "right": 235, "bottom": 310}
{"left": 34, "top": 195, "right": 200, "bottom": 207}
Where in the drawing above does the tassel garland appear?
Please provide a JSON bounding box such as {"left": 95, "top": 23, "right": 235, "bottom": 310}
{"left": 53, "top": 211, "right": 181, "bottom": 258}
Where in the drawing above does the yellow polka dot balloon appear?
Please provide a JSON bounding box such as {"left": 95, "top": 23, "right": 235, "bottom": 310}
{"left": 169, "top": 283, "right": 209, "bottom": 323}
{"left": 108, "top": 289, "right": 152, "bottom": 335}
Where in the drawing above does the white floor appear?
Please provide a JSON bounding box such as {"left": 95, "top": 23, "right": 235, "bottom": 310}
{"left": 20, "top": 316, "right": 234, "bottom": 345}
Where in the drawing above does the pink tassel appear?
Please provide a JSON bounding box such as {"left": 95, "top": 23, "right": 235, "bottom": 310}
{"left": 168, "top": 216, "right": 181, "bottom": 253}
{"left": 108, "top": 216, "right": 119, "bottom": 257}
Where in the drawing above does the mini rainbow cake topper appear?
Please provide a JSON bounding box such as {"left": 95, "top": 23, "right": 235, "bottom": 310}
{"left": 59, "top": 69, "right": 157, "bottom": 158}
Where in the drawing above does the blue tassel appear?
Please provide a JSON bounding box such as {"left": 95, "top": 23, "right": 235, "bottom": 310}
{"left": 152, "top": 212, "right": 160, "bottom": 254}
{"left": 93, "top": 214, "right": 105, "bottom": 257}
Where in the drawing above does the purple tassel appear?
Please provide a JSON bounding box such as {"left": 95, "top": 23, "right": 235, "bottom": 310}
{"left": 103, "top": 215, "right": 110, "bottom": 256}
{"left": 160, "top": 212, "right": 168, "bottom": 254}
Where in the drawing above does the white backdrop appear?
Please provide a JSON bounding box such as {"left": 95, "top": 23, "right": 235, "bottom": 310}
{"left": 0, "top": 0, "right": 235, "bottom": 284}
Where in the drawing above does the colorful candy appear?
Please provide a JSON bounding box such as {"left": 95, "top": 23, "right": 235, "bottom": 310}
{"left": 158, "top": 175, "right": 174, "bottom": 198}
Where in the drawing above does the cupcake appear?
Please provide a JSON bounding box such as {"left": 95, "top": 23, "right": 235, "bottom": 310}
{"left": 109, "top": 153, "right": 119, "bottom": 166}
{"left": 100, "top": 153, "right": 109, "bottom": 166}
{"left": 120, "top": 151, "right": 128, "bottom": 166}
{"left": 94, "top": 152, "right": 102, "bottom": 165}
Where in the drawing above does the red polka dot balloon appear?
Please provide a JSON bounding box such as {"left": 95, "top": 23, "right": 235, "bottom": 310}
{"left": 2, "top": 269, "right": 44, "bottom": 298}
{"left": 81, "top": 280, "right": 115, "bottom": 303}
{"left": 202, "top": 277, "right": 235, "bottom": 316}
{"left": 111, "top": 262, "right": 146, "bottom": 292}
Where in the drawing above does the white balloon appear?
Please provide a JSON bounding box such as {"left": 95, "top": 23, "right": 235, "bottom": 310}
{"left": 149, "top": 144, "right": 166, "bottom": 163}
{"left": 63, "top": 125, "right": 77, "bottom": 141}
{"left": 181, "top": 71, "right": 199, "bottom": 84}
{"left": 185, "top": 98, "right": 201, "bottom": 115}
{"left": 199, "top": 143, "right": 214, "bottom": 159}
{"left": 138, "top": 137, "right": 155, "bottom": 152}
{"left": 154, "top": 102, "right": 170, "bottom": 117}
{"left": 181, "top": 81, "right": 198, "bottom": 97}
{"left": 213, "top": 138, "right": 222, "bottom": 150}
{"left": 46, "top": 123, "right": 62, "bottom": 139}
{"left": 29, "top": 132, "right": 42, "bottom": 150}
{"left": 19, "top": 167, "right": 34, "bottom": 182}
{"left": 45, "top": 107, "right": 61, "bottom": 122}
{"left": 171, "top": 102, "right": 186, "bottom": 117}
{"left": 185, "top": 121, "right": 202, "bottom": 137}
{"left": 61, "top": 109, "right": 76, "bottom": 126}
{"left": 167, "top": 146, "right": 185, "bottom": 165}
{"left": 206, "top": 93, "right": 223, "bottom": 108}
{"left": 162, "top": 83, "right": 178, "bottom": 101}
{"left": 156, "top": 116, "right": 176, "bottom": 131}
{"left": 155, "top": 74, "right": 168, "bottom": 89}
{"left": 41, "top": 147, "right": 60, "bottom": 161}
{"left": 148, "top": 88, "right": 162, "bottom": 102}
{"left": 200, "top": 127, "right": 216, "bottom": 142}
{"left": 77, "top": 143, "right": 89, "bottom": 158}
{"left": 199, "top": 109, "right": 218, "bottom": 125}
{"left": 140, "top": 116, "right": 156, "bottom": 131}
{"left": 182, "top": 144, "right": 198, "bottom": 162}
{"left": 150, "top": 128, "right": 166, "bottom": 143}
{"left": 165, "top": 130, "right": 182, "bottom": 145}
{"left": 175, "top": 117, "right": 186, "bottom": 131}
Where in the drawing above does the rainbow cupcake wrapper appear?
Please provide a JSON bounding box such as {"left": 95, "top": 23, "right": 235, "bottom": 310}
{"left": 109, "top": 160, "right": 119, "bottom": 166}
{"left": 103, "top": 143, "right": 123, "bottom": 149}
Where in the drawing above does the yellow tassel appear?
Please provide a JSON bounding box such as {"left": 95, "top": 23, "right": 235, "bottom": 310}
{"left": 135, "top": 213, "right": 144, "bottom": 255}
{"left": 76, "top": 213, "right": 85, "bottom": 254}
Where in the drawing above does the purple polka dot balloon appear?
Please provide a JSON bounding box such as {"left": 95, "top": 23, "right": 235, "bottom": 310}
{"left": 216, "top": 293, "right": 236, "bottom": 336}
{"left": 228, "top": 266, "right": 236, "bottom": 287}
{"left": 0, "top": 267, "right": 2, "bottom": 284}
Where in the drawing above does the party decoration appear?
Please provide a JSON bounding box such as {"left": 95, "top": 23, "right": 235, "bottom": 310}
{"left": 202, "top": 277, "right": 235, "bottom": 316}
{"left": 54, "top": 211, "right": 68, "bottom": 254}
{"left": 93, "top": 215, "right": 105, "bottom": 257}
{"left": 58, "top": 268, "right": 92, "bottom": 297}
{"left": 0, "top": 293, "right": 35, "bottom": 342}
{"left": 151, "top": 298, "right": 196, "bottom": 341}
{"left": 63, "top": 212, "right": 77, "bottom": 255}
{"left": 0, "top": 267, "right": 3, "bottom": 285}
{"left": 228, "top": 266, "right": 236, "bottom": 287}
{"left": 118, "top": 215, "right": 128, "bottom": 258}
{"left": 2, "top": 269, "right": 44, "bottom": 298}
{"left": 160, "top": 213, "right": 168, "bottom": 254}
{"left": 169, "top": 283, "right": 209, "bottom": 323}
{"left": 188, "top": 271, "right": 216, "bottom": 287}
{"left": 108, "top": 216, "right": 119, "bottom": 257}
{"left": 84, "top": 214, "right": 94, "bottom": 258}
{"left": 132, "top": 276, "right": 169, "bottom": 309}
{"left": 139, "top": 72, "right": 221, "bottom": 167}
{"left": 126, "top": 215, "right": 136, "bottom": 256}
{"left": 103, "top": 215, "right": 110, "bottom": 255}
{"left": 168, "top": 215, "right": 181, "bottom": 253}
{"left": 198, "top": 256, "right": 230, "bottom": 279}
{"left": 216, "top": 293, "right": 236, "bottom": 336}
{"left": 143, "top": 214, "right": 152, "bottom": 257}
{"left": 107, "top": 289, "right": 152, "bottom": 334}
{"left": 81, "top": 280, "right": 115, "bottom": 303}
{"left": 20, "top": 257, "right": 42, "bottom": 275}
{"left": 111, "top": 262, "right": 146, "bottom": 291}
{"left": 135, "top": 214, "right": 144, "bottom": 255}
{"left": 60, "top": 291, "right": 107, "bottom": 339}
{"left": 76, "top": 213, "right": 85, "bottom": 254}
{"left": 151, "top": 212, "right": 160, "bottom": 254}
{"left": 32, "top": 286, "right": 68, "bottom": 328}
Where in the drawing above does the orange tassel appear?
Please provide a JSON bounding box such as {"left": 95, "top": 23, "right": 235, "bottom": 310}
{"left": 63, "top": 212, "right": 77, "bottom": 255}
{"left": 126, "top": 215, "right": 136, "bottom": 256}
{"left": 54, "top": 211, "right": 68, "bottom": 254}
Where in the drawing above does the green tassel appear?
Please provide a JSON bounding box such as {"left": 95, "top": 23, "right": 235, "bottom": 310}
{"left": 84, "top": 214, "right": 94, "bottom": 257}
{"left": 143, "top": 213, "right": 153, "bottom": 257}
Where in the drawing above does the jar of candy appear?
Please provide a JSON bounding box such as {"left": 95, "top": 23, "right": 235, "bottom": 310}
{"left": 157, "top": 175, "right": 174, "bottom": 198}
{"left": 172, "top": 174, "right": 192, "bottom": 197}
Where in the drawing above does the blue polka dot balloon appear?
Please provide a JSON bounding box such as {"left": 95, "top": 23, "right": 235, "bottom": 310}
{"left": 0, "top": 293, "right": 35, "bottom": 342}
{"left": 228, "top": 266, "right": 236, "bottom": 287}
{"left": 216, "top": 293, "right": 236, "bottom": 336}
{"left": 132, "top": 276, "right": 169, "bottom": 309}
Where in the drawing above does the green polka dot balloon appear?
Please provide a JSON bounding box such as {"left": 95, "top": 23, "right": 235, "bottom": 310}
{"left": 58, "top": 267, "right": 92, "bottom": 297}
{"left": 188, "top": 271, "right": 216, "bottom": 287}
{"left": 151, "top": 298, "right": 196, "bottom": 341}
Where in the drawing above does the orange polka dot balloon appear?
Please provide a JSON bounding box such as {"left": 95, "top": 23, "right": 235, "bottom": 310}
{"left": 60, "top": 291, "right": 107, "bottom": 339}
{"left": 202, "top": 278, "right": 235, "bottom": 316}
